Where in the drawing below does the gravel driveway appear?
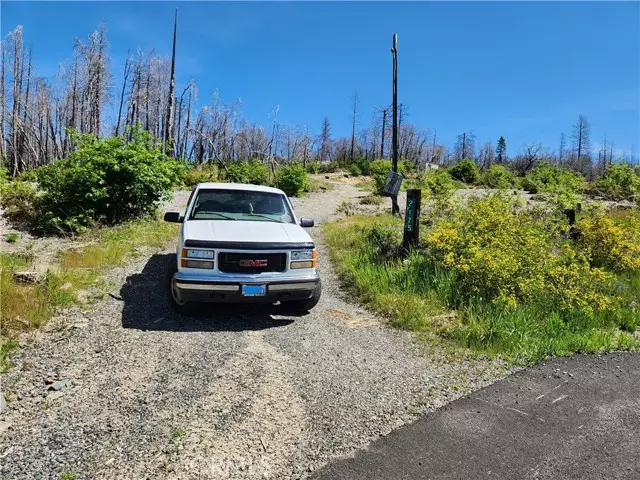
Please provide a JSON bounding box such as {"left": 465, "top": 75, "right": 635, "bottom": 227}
{"left": 0, "top": 181, "right": 510, "bottom": 479}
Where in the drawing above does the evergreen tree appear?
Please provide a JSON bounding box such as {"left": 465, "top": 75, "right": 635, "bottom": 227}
{"left": 496, "top": 136, "right": 507, "bottom": 163}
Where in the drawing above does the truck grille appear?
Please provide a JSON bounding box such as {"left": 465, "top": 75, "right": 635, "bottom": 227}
{"left": 217, "top": 252, "right": 287, "bottom": 274}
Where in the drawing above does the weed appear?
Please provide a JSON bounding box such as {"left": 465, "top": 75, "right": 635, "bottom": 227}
{"left": 308, "top": 178, "right": 334, "bottom": 193}
{"left": 360, "top": 194, "right": 383, "bottom": 205}
{"left": 336, "top": 200, "right": 359, "bottom": 216}
{"left": 0, "top": 337, "right": 18, "bottom": 373}
{"left": 354, "top": 178, "right": 374, "bottom": 192}
{"left": 60, "top": 470, "right": 78, "bottom": 480}
{"left": 3, "top": 233, "right": 20, "bottom": 243}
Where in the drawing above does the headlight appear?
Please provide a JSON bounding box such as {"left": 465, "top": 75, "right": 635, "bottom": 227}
{"left": 180, "top": 248, "right": 215, "bottom": 268}
{"left": 182, "top": 248, "right": 214, "bottom": 259}
{"left": 290, "top": 249, "right": 317, "bottom": 269}
{"left": 291, "top": 250, "right": 314, "bottom": 260}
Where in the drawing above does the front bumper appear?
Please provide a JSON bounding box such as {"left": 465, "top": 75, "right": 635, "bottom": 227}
{"left": 173, "top": 272, "right": 320, "bottom": 303}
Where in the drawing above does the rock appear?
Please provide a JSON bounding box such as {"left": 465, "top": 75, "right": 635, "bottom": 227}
{"left": 12, "top": 271, "right": 40, "bottom": 284}
{"left": 0, "top": 392, "right": 7, "bottom": 413}
{"left": 48, "top": 380, "right": 72, "bottom": 391}
{"left": 46, "top": 391, "right": 65, "bottom": 402}
{"left": 0, "top": 420, "right": 12, "bottom": 434}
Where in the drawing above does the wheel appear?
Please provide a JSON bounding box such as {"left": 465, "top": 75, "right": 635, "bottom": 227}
{"left": 283, "top": 280, "right": 322, "bottom": 314}
{"left": 167, "top": 262, "right": 198, "bottom": 315}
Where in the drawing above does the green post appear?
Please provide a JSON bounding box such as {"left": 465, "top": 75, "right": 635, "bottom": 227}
{"left": 402, "top": 189, "right": 421, "bottom": 250}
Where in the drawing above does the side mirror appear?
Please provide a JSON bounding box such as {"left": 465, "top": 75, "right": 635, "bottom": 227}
{"left": 164, "top": 212, "right": 183, "bottom": 223}
{"left": 299, "top": 218, "right": 314, "bottom": 228}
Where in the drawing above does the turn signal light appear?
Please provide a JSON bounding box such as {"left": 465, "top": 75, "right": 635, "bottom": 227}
{"left": 290, "top": 260, "right": 315, "bottom": 269}
{"left": 184, "top": 260, "right": 214, "bottom": 269}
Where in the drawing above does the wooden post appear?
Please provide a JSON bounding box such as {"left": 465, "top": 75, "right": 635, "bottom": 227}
{"left": 402, "top": 189, "right": 421, "bottom": 249}
{"left": 391, "top": 34, "right": 400, "bottom": 215}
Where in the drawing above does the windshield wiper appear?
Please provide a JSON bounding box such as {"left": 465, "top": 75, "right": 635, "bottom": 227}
{"left": 192, "top": 211, "right": 237, "bottom": 221}
{"left": 243, "top": 214, "right": 284, "bottom": 223}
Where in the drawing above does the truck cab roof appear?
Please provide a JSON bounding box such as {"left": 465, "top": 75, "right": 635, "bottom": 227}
{"left": 194, "top": 182, "right": 286, "bottom": 196}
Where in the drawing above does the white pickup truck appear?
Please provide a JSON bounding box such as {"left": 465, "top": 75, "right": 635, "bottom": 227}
{"left": 164, "top": 183, "right": 321, "bottom": 314}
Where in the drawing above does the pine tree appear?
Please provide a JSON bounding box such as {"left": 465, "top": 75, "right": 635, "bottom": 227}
{"left": 496, "top": 136, "right": 507, "bottom": 163}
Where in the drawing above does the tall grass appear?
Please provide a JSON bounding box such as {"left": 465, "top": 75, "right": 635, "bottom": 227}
{"left": 324, "top": 214, "right": 639, "bottom": 365}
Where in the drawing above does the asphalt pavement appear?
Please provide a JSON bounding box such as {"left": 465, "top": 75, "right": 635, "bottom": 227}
{"left": 312, "top": 352, "right": 640, "bottom": 480}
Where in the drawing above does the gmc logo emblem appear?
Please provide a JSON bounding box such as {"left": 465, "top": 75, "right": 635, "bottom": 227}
{"left": 239, "top": 259, "right": 268, "bottom": 267}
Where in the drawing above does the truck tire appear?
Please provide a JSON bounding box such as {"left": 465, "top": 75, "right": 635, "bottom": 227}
{"left": 283, "top": 280, "right": 322, "bottom": 314}
{"left": 168, "top": 262, "right": 198, "bottom": 315}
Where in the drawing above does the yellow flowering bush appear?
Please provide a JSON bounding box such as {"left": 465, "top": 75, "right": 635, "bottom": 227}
{"left": 576, "top": 209, "right": 640, "bottom": 272}
{"left": 423, "top": 193, "right": 615, "bottom": 312}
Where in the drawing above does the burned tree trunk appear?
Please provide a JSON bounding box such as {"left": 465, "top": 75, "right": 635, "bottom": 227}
{"left": 115, "top": 54, "right": 131, "bottom": 137}
{"left": 163, "top": 9, "right": 178, "bottom": 156}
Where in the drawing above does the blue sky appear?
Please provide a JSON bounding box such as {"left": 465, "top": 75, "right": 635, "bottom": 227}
{"left": 2, "top": 1, "right": 639, "bottom": 157}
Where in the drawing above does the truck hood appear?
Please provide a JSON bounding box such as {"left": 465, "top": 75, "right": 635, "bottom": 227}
{"left": 183, "top": 220, "right": 314, "bottom": 247}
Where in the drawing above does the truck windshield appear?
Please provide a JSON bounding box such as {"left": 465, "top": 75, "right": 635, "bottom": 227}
{"left": 188, "top": 189, "right": 295, "bottom": 224}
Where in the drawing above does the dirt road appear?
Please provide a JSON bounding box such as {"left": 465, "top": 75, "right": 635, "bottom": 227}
{"left": 0, "top": 181, "right": 509, "bottom": 479}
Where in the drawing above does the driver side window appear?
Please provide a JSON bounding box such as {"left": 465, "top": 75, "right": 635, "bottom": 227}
{"left": 185, "top": 187, "right": 197, "bottom": 217}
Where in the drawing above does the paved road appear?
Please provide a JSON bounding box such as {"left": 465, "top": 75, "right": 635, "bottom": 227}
{"left": 313, "top": 352, "right": 640, "bottom": 480}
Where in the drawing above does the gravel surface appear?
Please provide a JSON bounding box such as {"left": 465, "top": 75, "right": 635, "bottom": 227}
{"left": 0, "top": 182, "right": 511, "bottom": 479}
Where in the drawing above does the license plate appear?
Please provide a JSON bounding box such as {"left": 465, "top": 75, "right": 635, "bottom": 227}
{"left": 242, "top": 284, "right": 266, "bottom": 296}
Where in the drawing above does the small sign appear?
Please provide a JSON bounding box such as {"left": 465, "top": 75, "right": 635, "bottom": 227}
{"left": 402, "top": 189, "right": 421, "bottom": 249}
{"left": 405, "top": 197, "right": 415, "bottom": 232}
{"left": 381, "top": 171, "right": 403, "bottom": 197}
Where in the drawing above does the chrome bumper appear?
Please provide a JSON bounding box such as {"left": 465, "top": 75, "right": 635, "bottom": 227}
{"left": 173, "top": 272, "right": 320, "bottom": 292}
{"left": 173, "top": 272, "right": 320, "bottom": 304}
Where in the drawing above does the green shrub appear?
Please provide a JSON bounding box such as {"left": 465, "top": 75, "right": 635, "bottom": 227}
{"left": 0, "top": 180, "right": 41, "bottom": 226}
{"left": 370, "top": 159, "right": 393, "bottom": 194}
{"left": 0, "top": 165, "right": 9, "bottom": 186}
{"left": 366, "top": 224, "right": 398, "bottom": 257}
{"left": 34, "top": 126, "right": 184, "bottom": 234}
{"left": 480, "top": 165, "right": 517, "bottom": 189}
{"left": 354, "top": 158, "right": 373, "bottom": 176}
{"left": 225, "top": 159, "right": 270, "bottom": 185}
{"left": 15, "top": 167, "right": 40, "bottom": 183}
{"left": 400, "top": 160, "right": 416, "bottom": 175}
{"left": 594, "top": 164, "right": 640, "bottom": 201}
{"left": 348, "top": 163, "right": 362, "bottom": 177}
{"left": 306, "top": 161, "right": 322, "bottom": 174}
{"left": 275, "top": 164, "right": 309, "bottom": 196}
{"left": 522, "top": 162, "right": 586, "bottom": 195}
{"left": 369, "top": 159, "right": 393, "bottom": 177}
{"left": 422, "top": 170, "right": 456, "bottom": 199}
{"left": 360, "top": 194, "right": 384, "bottom": 205}
{"left": 319, "top": 162, "right": 340, "bottom": 174}
{"left": 183, "top": 163, "right": 218, "bottom": 187}
{"left": 576, "top": 209, "right": 640, "bottom": 272}
{"left": 449, "top": 158, "right": 480, "bottom": 184}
